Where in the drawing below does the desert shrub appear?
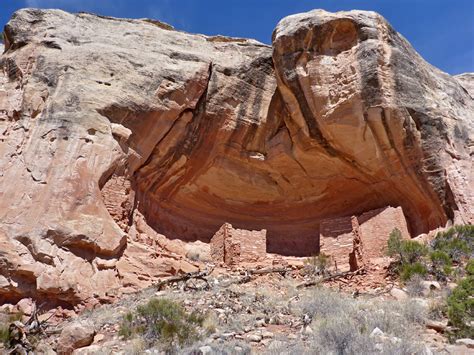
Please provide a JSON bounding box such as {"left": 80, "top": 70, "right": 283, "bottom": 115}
{"left": 405, "top": 274, "right": 425, "bottom": 297}
{"left": 400, "top": 262, "right": 427, "bottom": 282}
{"left": 387, "top": 228, "right": 429, "bottom": 281}
{"left": 183, "top": 340, "right": 251, "bottom": 355}
{"left": 304, "top": 253, "right": 331, "bottom": 276}
{"left": 314, "top": 315, "right": 376, "bottom": 354}
{"left": 296, "top": 288, "right": 426, "bottom": 354}
{"left": 264, "top": 338, "right": 308, "bottom": 355}
{"left": 0, "top": 324, "right": 8, "bottom": 346}
{"left": 430, "top": 250, "right": 453, "bottom": 280}
{"left": 387, "top": 228, "right": 404, "bottom": 259}
{"left": 432, "top": 225, "right": 474, "bottom": 262}
{"left": 0, "top": 311, "right": 23, "bottom": 346}
{"left": 311, "top": 307, "right": 422, "bottom": 355}
{"left": 466, "top": 258, "right": 474, "bottom": 275}
{"left": 362, "top": 299, "right": 425, "bottom": 337}
{"left": 401, "top": 241, "right": 428, "bottom": 264}
{"left": 119, "top": 298, "right": 209, "bottom": 349}
{"left": 428, "top": 299, "right": 447, "bottom": 321}
{"left": 300, "top": 287, "right": 353, "bottom": 319}
{"left": 447, "top": 270, "right": 474, "bottom": 340}
{"left": 399, "top": 299, "right": 427, "bottom": 324}
{"left": 387, "top": 228, "right": 427, "bottom": 264}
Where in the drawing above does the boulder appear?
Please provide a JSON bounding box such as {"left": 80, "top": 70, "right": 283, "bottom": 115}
{"left": 425, "top": 319, "right": 448, "bottom": 333}
{"left": 72, "top": 345, "right": 103, "bottom": 355}
{"left": 390, "top": 288, "right": 409, "bottom": 301}
{"left": 247, "top": 333, "right": 263, "bottom": 342}
{"left": 57, "top": 322, "right": 95, "bottom": 354}
{"left": 455, "top": 339, "right": 474, "bottom": 349}
{"left": 446, "top": 344, "right": 472, "bottom": 354}
{"left": 421, "top": 281, "right": 441, "bottom": 296}
{"left": 15, "top": 298, "right": 34, "bottom": 316}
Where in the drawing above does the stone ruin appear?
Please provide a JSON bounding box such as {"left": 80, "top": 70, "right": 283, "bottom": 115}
{"left": 210, "top": 223, "right": 267, "bottom": 266}
{"left": 320, "top": 206, "right": 410, "bottom": 271}
{"left": 210, "top": 206, "right": 410, "bottom": 268}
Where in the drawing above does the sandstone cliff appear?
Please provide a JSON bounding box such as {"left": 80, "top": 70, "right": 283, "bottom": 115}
{"left": 0, "top": 8, "right": 472, "bottom": 305}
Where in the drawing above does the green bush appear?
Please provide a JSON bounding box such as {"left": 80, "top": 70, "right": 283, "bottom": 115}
{"left": 400, "top": 262, "right": 428, "bottom": 282}
{"left": 0, "top": 311, "right": 23, "bottom": 346}
{"left": 387, "top": 228, "right": 404, "bottom": 259}
{"left": 402, "top": 241, "right": 428, "bottom": 264}
{"left": 432, "top": 225, "right": 474, "bottom": 262}
{"left": 430, "top": 250, "right": 453, "bottom": 279}
{"left": 119, "top": 298, "right": 209, "bottom": 349}
{"left": 387, "top": 228, "right": 429, "bottom": 281}
{"left": 387, "top": 228, "right": 427, "bottom": 264}
{"left": 466, "top": 259, "right": 474, "bottom": 276}
{"left": 447, "top": 273, "right": 474, "bottom": 340}
{"left": 0, "top": 324, "right": 8, "bottom": 346}
{"left": 405, "top": 274, "right": 425, "bottom": 297}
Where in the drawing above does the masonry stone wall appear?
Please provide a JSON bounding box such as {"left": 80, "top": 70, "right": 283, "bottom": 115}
{"left": 358, "top": 206, "right": 410, "bottom": 259}
{"left": 320, "top": 216, "right": 353, "bottom": 271}
{"left": 319, "top": 206, "right": 410, "bottom": 271}
{"left": 210, "top": 223, "right": 267, "bottom": 266}
{"left": 210, "top": 223, "right": 227, "bottom": 262}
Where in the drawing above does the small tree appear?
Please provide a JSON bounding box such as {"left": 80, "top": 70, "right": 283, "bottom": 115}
{"left": 432, "top": 225, "right": 474, "bottom": 262}
{"left": 387, "top": 228, "right": 404, "bottom": 260}
{"left": 447, "top": 273, "right": 474, "bottom": 340}
{"left": 401, "top": 240, "right": 428, "bottom": 264}
{"left": 387, "top": 228, "right": 427, "bottom": 264}
{"left": 466, "top": 259, "right": 474, "bottom": 275}
{"left": 400, "top": 262, "right": 428, "bottom": 281}
{"left": 430, "top": 250, "right": 452, "bottom": 280}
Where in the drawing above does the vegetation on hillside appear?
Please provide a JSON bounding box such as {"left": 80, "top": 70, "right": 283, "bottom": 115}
{"left": 447, "top": 260, "right": 474, "bottom": 340}
{"left": 119, "top": 298, "right": 212, "bottom": 351}
{"left": 0, "top": 312, "right": 23, "bottom": 346}
{"left": 387, "top": 224, "right": 474, "bottom": 340}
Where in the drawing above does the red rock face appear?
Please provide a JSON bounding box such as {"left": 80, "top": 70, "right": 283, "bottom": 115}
{"left": 0, "top": 9, "right": 472, "bottom": 304}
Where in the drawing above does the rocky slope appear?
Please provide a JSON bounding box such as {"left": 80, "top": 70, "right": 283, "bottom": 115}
{"left": 0, "top": 8, "right": 472, "bottom": 305}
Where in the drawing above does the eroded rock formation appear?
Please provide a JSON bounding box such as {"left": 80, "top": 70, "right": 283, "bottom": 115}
{"left": 0, "top": 8, "right": 472, "bottom": 305}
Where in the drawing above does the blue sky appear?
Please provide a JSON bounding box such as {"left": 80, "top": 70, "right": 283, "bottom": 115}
{"left": 1, "top": 0, "right": 473, "bottom": 75}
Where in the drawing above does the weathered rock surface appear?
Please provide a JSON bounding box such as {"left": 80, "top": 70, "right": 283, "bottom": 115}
{"left": 57, "top": 321, "right": 95, "bottom": 354}
{"left": 455, "top": 73, "right": 474, "bottom": 98}
{"left": 0, "top": 8, "right": 472, "bottom": 304}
